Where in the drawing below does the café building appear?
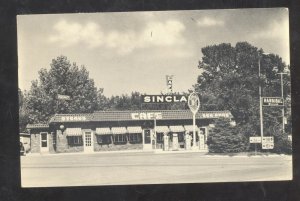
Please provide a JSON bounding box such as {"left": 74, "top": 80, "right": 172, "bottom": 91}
{"left": 26, "top": 110, "right": 234, "bottom": 154}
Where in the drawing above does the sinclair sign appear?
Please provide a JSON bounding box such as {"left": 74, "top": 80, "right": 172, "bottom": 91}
{"left": 262, "top": 97, "right": 284, "bottom": 106}
{"left": 141, "top": 95, "right": 188, "bottom": 103}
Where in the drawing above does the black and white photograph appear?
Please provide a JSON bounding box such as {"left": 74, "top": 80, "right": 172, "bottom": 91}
{"left": 17, "top": 8, "right": 292, "bottom": 187}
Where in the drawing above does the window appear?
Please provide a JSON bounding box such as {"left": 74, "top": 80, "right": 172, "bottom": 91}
{"left": 41, "top": 132, "right": 48, "bottom": 147}
{"left": 114, "top": 134, "right": 127, "bottom": 143}
{"left": 97, "top": 135, "right": 111, "bottom": 144}
{"left": 178, "top": 133, "right": 184, "bottom": 142}
{"left": 156, "top": 133, "right": 164, "bottom": 143}
{"left": 129, "top": 133, "right": 142, "bottom": 143}
{"left": 67, "top": 136, "right": 83, "bottom": 146}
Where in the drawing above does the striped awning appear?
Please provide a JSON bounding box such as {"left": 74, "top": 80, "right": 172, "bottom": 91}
{"left": 111, "top": 127, "right": 127, "bottom": 134}
{"left": 65, "top": 128, "right": 82, "bottom": 136}
{"left": 96, "top": 127, "right": 111, "bottom": 135}
{"left": 155, "top": 126, "right": 170, "bottom": 133}
{"left": 127, "top": 126, "right": 142, "bottom": 133}
{"left": 169, "top": 125, "right": 185, "bottom": 132}
{"left": 184, "top": 125, "right": 200, "bottom": 131}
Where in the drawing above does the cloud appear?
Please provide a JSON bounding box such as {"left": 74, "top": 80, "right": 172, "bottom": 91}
{"left": 48, "top": 19, "right": 186, "bottom": 54}
{"left": 251, "top": 19, "right": 289, "bottom": 40}
{"left": 196, "top": 17, "right": 224, "bottom": 27}
{"left": 49, "top": 20, "right": 104, "bottom": 48}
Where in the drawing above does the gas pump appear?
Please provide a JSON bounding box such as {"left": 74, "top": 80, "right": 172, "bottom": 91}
{"left": 199, "top": 128, "right": 205, "bottom": 150}
{"left": 172, "top": 133, "right": 179, "bottom": 151}
{"left": 163, "top": 132, "right": 169, "bottom": 151}
{"left": 185, "top": 131, "right": 191, "bottom": 150}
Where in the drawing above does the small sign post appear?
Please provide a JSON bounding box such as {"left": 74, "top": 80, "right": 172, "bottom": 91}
{"left": 188, "top": 92, "right": 200, "bottom": 150}
{"left": 249, "top": 137, "right": 262, "bottom": 143}
{"left": 262, "top": 136, "right": 274, "bottom": 149}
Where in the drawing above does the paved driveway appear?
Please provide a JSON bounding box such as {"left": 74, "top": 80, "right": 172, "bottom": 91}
{"left": 20, "top": 152, "right": 292, "bottom": 187}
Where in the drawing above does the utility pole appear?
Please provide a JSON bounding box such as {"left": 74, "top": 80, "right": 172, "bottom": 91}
{"left": 278, "top": 72, "right": 288, "bottom": 133}
{"left": 258, "top": 57, "right": 264, "bottom": 140}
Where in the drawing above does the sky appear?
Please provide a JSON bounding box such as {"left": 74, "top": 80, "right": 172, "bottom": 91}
{"left": 17, "top": 8, "right": 289, "bottom": 97}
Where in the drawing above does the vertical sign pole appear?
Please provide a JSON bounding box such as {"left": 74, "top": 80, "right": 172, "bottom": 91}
{"left": 188, "top": 92, "right": 200, "bottom": 150}
{"left": 154, "top": 116, "right": 156, "bottom": 150}
{"left": 258, "top": 57, "right": 264, "bottom": 144}
{"left": 193, "top": 112, "right": 196, "bottom": 149}
{"left": 280, "top": 73, "right": 285, "bottom": 133}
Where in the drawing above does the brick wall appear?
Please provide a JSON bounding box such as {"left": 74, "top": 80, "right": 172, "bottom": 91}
{"left": 30, "top": 133, "right": 40, "bottom": 153}
{"left": 56, "top": 130, "right": 84, "bottom": 153}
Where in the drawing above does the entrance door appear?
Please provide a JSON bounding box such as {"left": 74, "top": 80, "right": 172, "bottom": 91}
{"left": 84, "top": 132, "right": 94, "bottom": 152}
{"left": 40, "top": 132, "right": 49, "bottom": 153}
{"left": 143, "top": 129, "right": 152, "bottom": 150}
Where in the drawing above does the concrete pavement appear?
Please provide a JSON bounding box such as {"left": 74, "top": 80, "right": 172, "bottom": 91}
{"left": 20, "top": 152, "right": 292, "bottom": 187}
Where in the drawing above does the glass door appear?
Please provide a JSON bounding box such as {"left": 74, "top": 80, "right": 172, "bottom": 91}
{"left": 40, "top": 132, "right": 49, "bottom": 153}
{"left": 84, "top": 132, "right": 93, "bottom": 152}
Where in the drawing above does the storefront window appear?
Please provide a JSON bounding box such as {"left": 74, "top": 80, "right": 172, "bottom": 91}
{"left": 114, "top": 134, "right": 127, "bottom": 143}
{"left": 97, "top": 135, "right": 111, "bottom": 144}
{"left": 67, "top": 136, "right": 83, "bottom": 146}
{"left": 156, "top": 133, "right": 164, "bottom": 143}
{"left": 129, "top": 133, "right": 142, "bottom": 143}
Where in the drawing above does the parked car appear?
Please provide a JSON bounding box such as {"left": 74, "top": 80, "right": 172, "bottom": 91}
{"left": 20, "top": 142, "right": 26, "bottom": 156}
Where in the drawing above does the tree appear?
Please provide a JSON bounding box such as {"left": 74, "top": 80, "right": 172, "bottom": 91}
{"left": 195, "top": 42, "right": 290, "bottom": 133}
{"left": 25, "top": 56, "right": 104, "bottom": 123}
{"left": 18, "top": 88, "right": 30, "bottom": 132}
{"left": 207, "top": 119, "right": 248, "bottom": 153}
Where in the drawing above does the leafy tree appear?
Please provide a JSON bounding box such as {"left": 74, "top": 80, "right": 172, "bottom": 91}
{"left": 18, "top": 88, "right": 30, "bottom": 132}
{"left": 25, "top": 56, "right": 104, "bottom": 123}
{"left": 207, "top": 119, "right": 248, "bottom": 153}
{"left": 195, "top": 42, "right": 290, "bottom": 133}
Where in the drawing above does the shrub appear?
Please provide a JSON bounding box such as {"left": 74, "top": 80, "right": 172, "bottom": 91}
{"left": 207, "top": 118, "right": 248, "bottom": 153}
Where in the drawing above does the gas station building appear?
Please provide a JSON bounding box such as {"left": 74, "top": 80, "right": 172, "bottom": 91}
{"left": 26, "top": 110, "right": 234, "bottom": 154}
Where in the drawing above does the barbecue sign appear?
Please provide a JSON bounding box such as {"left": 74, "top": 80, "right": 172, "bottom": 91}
{"left": 262, "top": 97, "right": 284, "bottom": 106}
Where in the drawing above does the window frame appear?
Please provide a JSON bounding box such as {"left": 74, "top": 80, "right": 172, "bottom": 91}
{"left": 113, "top": 134, "right": 127, "bottom": 143}
{"left": 67, "top": 136, "right": 83, "bottom": 146}
{"left": 129, "top": 133, "right": 142, "bottom": 143}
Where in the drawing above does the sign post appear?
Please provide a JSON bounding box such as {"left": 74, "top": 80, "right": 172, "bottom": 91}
{"left": 262, "top": 136, "right": 274, "bottom": 149}
{"left": 188, "top": 92, "right": 200, "bottom": 150}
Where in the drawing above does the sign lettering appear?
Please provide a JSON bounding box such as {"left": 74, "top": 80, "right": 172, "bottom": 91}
{"left": 262, "top": 136, "right": 274, "bottom": 149}
{"left": 131, "top": 112, "right": 163, "bottom": 120}
{"left": 141, "top": 95, "right": 188, "bottom": 103}
{"left": 250, "top": 136, "right": 262, "bottom": 143}
{"left": 262, "top": 97, "right": 284, "bottom": 106}
{"left": 61, "top": 116, "right": 87, "bottom": 122}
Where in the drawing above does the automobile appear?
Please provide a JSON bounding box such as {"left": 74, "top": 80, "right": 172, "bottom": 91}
{"left": 20, "top": 142, "right": 26, "bottom": 156}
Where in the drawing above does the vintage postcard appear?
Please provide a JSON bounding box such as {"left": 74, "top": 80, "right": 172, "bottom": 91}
{"left": 17, "top": 8, "right": 292, "bottom": 187}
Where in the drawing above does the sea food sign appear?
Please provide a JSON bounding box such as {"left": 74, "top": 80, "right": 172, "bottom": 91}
{"left": 141, "top": 95, "right": 188, "bottom": 103}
